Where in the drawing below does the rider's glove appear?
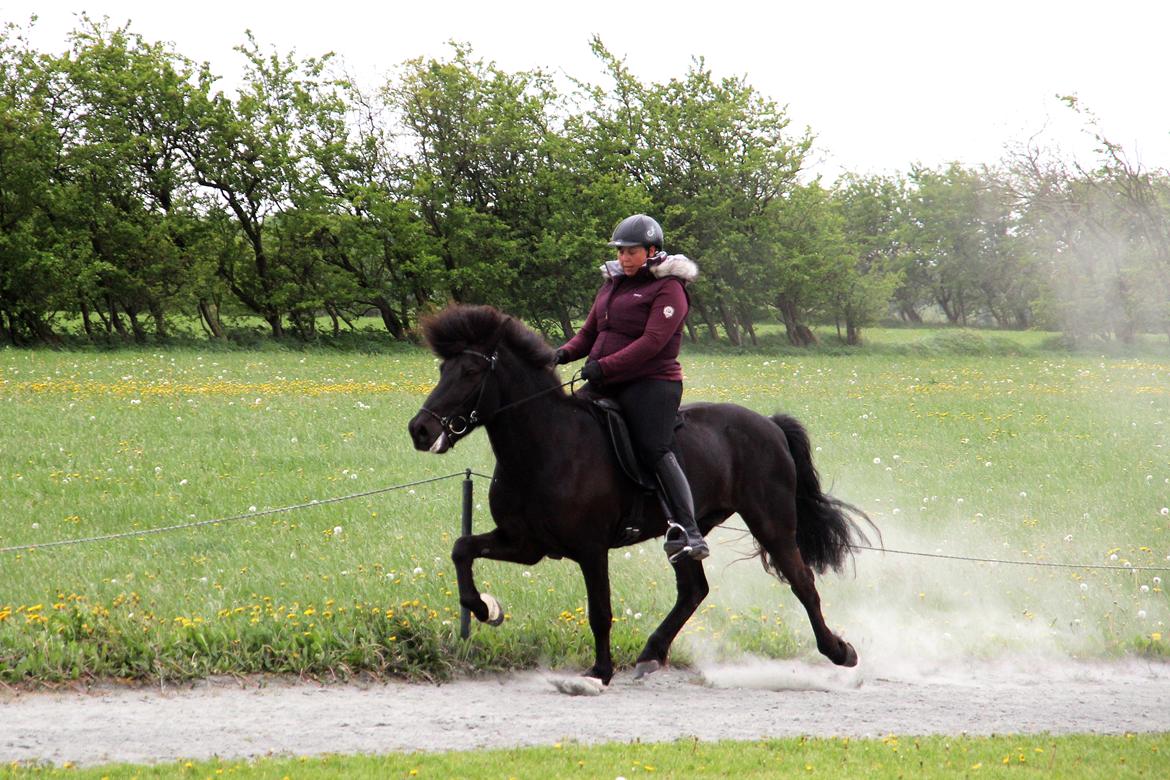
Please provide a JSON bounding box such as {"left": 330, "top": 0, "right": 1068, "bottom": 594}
{"left": 581, "top": 359, "right": 604, "bottom": 384}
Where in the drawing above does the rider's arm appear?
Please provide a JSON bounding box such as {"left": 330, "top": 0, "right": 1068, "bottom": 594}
{"left": 557, "top": 292, "right": 602, "bottom": 362}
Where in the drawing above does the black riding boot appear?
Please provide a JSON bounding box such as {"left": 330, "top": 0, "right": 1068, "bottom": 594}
{"left": 655, "top": 452, "right": 710, "bottom": 562}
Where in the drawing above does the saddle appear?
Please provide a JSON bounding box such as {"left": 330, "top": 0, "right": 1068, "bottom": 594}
{"left": 590, "top": 399, "right": 685, "bottom": 547}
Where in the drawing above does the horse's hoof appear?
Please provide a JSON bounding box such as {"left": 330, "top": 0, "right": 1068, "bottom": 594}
{"left": 480, "top": 593, "right": 505, "bottom": 626}
{"left": 838, "top": 642, "right": 858, "bottom": 668}
{"left": 550, "top": 676, "right": 606, "bottom": 696}
{"left": 632, "top": 660, "right": 661, "bottom": 680}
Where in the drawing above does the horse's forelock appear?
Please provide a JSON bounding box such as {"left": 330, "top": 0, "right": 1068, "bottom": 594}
{"left": 423, "top": 305, "right": 555, "bottom": 368}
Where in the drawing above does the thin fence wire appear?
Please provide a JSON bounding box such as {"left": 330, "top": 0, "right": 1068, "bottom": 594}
{"left": 0, "top": 471, "right": 469, "bottom": 555}
{"left": 4, "top": 469, "right": 1169, "bottom": 573}
{"left": 848, "top": 543, "right": 1170, "bottom": 573}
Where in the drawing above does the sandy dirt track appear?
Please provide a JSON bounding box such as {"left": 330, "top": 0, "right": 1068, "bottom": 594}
{"left": 3, "top": 659, "right": 1169, "bottom": 767}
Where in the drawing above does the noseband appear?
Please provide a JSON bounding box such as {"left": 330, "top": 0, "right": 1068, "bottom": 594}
{"left": 420, "top": 348, "right": 498, "bottom": 439}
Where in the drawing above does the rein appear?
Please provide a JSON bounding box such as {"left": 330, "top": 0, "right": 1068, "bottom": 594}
{"left": 421, "top": 348, "right": 579, "bottom": 441}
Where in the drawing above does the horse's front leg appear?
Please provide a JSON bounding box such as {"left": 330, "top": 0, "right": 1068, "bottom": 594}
{"left": 578, "top": 552, "right": 614, "bottom": 685}
{"left": 451, "top": 529, "right": 544, "bottom": 624}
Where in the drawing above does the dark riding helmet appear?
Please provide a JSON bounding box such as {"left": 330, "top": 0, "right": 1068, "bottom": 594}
{"left": 608, "top": 214, "right": 664, "bottom": 250}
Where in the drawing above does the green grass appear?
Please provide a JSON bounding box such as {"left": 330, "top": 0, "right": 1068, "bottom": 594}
{"left": 6, "top": 734, "right": 1169, "bottom": 778}
{"left": 1, "top": 328, "right": 1168, "bottom": 684}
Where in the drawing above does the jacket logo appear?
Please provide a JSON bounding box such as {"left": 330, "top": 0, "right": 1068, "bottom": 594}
{"left": 633, "top": 293, "right": 643, "bottom": 298}
{"left": 663, "top": 306, "right": 675, "bottom": 319}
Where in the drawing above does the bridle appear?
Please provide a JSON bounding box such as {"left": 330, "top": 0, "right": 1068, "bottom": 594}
{"left": 419, "top": 346, "right": 580, "bottom": 444}
{"left": 420, "top": 348, "right": 499, "bottom": 440}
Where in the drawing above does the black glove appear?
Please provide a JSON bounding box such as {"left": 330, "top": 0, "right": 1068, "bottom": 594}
{"left": 581, "top": 359, "right": 604, "bottom": 384}
{"left": 553, "top": 348, "right": 569, "bottom": 365}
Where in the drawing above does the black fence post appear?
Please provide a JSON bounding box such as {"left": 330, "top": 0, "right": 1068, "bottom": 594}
{"left": 460, "top": 469, "right": 473, "bottom": 640}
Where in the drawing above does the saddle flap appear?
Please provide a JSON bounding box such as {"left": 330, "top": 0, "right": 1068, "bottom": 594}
{"left": 592, "top": 399, "right": 658, "bottom": 491}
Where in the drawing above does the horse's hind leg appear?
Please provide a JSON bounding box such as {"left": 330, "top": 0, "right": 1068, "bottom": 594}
{"left": 633, "top": 556, "right": 710, "bottom": 678}
{"left": 451, "top": 529, "right": 544, "bottom": 625}
{"left": 743, "top": 503, "right": 858, "bottom": 667}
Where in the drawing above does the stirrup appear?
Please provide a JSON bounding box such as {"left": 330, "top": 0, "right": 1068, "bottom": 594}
{"left": 663, "top": 522, "right": 710, "bottom": 562}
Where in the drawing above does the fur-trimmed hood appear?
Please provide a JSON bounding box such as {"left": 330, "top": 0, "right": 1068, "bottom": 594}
{"left": 601, "top": 251, "right": 699, "bottom": 282}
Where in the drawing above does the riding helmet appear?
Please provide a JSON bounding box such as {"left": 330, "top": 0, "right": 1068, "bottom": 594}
{"left": 608, "top": 214, "right": 664, "bottom": 249}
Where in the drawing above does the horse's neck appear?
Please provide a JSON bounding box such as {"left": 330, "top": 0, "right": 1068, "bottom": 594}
{"left": 484, "top": 375, "right": 569, "bottom": 469}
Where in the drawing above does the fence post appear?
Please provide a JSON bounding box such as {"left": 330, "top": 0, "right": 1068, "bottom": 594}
{"left": 460, "top": 468, "right": 473, "bottom": 640}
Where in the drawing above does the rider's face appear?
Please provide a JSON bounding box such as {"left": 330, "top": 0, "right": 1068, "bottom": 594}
{"left": 618, "top": 245, "right": 650, "bottom": 276}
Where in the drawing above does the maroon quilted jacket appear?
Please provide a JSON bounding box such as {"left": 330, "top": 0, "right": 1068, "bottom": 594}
{"left": 559, "top": 252, "right": 698, "bottom": 384}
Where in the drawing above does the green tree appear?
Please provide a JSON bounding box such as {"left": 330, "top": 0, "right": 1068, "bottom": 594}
{"left": 0, "top": 22, "right": 74, "bottom": 344}
{"left": 181, "top": 33, "right": 347, "bottom": 338}
{"left": 582, "top": 39, "right": 811, "bottom": 345}
{"left": 831, "top": 174, "right": 906, "bottom": 343}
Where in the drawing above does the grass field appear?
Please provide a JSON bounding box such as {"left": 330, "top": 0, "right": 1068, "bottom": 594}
{"left": 1, "top": 327, "right": 1167, "bottom": 683}
{"left": 5, "top": 734, "right": 1169, "bottom": 778}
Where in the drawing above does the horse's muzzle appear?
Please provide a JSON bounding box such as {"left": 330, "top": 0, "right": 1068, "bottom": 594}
{"left": 408, "top": 411, "right": 451, "bottom": 454}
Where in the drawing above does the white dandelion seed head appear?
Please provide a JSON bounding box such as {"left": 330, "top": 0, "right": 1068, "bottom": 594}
{"left": 1138, "top": 610, "right": 1148, "bottom": 619}
{"left": 1161, "top": 507, "right": 1169, "bottom": 516}
{"left": 1154, "top": 577, "right": 1163, "bottom": 586}
{"left": 873, "top": 457, "right": 881, "bottom": 465}
{"left": 413, "top": 567, "right": 423, "bottom": 575}
{"left": 1019, "top": 491, "right": 1028, "bottom": 498}
{"left": 333, "top": 526, "right": 343, "bottom": 536}
{"left": 1064, "top": 534, "right": 1073, "bottom": 542}
{"left": 624, "top": 551, "right": 632, "bottom": 559}
{"left": 179, "top": 479, "right": 188, "bottom": 486}
{"left": 31, "top": 522, "right": 39, "bottom": 530}
{"left": 1141, "top": 585, "right": 1150, "bottom": 593}
{"left": 1110, "top": 553, "right": 1119, "bottom": 561}
{"left": 1080, "top": 583, "right": 1089, "bottom": 592}
{"left": 248, "top": 505, "right": 257, "bottom": 513}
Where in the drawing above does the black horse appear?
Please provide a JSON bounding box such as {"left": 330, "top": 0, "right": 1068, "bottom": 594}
{"left": 408, "top": 305, "right": 874, "bottom": 685}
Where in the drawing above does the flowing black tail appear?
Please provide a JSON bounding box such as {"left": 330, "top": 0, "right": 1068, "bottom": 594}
{"left": 768, "top": 414, "right": 877, "bottom": 575}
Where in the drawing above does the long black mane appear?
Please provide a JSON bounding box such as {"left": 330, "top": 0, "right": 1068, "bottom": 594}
{"left": 422, "top": 305, "right": 555, "bottom": 369}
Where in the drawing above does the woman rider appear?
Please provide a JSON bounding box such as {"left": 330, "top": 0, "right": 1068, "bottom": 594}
{"left": 554, "top": 214, "right": 710, "bottom": 562}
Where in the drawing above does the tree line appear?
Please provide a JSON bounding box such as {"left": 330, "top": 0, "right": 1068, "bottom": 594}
{"left": 2, "top": 18, "right": 1168, "bottom": 347}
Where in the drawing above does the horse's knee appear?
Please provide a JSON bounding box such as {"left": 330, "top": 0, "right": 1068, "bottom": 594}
{"left": 451, "top": 536, "right": 475, "bottom": 566}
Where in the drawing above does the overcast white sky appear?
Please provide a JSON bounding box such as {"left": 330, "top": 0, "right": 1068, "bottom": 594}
{"left": 7, "top": 0, "right": 1169, "bottom": 179}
